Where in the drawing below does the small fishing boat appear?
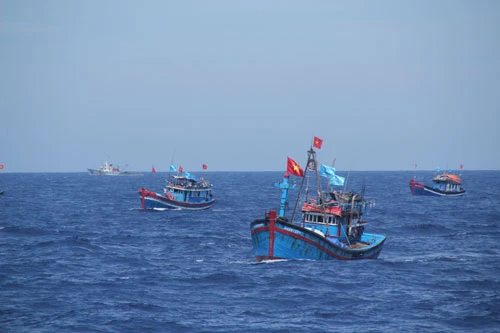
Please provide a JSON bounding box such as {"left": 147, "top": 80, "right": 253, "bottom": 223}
{"left": 250, "top": 143, "right": 386, "bottom": 261}
{"left": 409, "top": 173, "right": 465, "bottom": 197}
{"left": 88, "top": 160, "right": 143, "bottom": 176}
{"left": 138, "top": 171, "right": 215, "bottom": 210}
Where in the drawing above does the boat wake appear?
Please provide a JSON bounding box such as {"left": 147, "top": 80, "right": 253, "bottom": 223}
{"left": 153, "top": 207, "right": 169, "bottom": 211}
{"left": 384, "top": 254, "right": 466, "bottom": 264}
{"left": 255, "top": 259, "right": 290, "bottom": 264}
{"left": 130, "top": 207, "right": 180, "bottom": 212}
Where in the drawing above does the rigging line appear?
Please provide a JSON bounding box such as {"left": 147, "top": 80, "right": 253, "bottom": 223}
{"left": 167, "top": 150, "right": 176, "bottom": 180}
{"left": 311, "top": 149, "right": 329, "bottom": 225}
{"left": 290, "top": 148, "right": 313, "bottom": 223}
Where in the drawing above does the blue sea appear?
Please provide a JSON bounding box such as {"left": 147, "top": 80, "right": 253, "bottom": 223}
{"left": 1, "top": 171, "right": 499, "bottom": 332}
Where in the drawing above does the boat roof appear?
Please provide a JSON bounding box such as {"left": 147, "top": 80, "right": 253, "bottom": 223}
{"left": 302, "top": 202, "right": 343, "bottom": 216}
{"left": 171, "top": 175, "right": 198, "bottom": 182}
{"left": 169, "top": 175, "right": 212, "bottom": 188}
{"left": 433, "top": 173, "right": 462, "bottom": 184}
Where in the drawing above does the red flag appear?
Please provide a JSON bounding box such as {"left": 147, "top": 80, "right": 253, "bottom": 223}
{"left": 287, "top": 157, "right": 304, "bottom": 177}
{"left": 313, "top": 136, "right": 323, "bottom": 149}
{"left": 0, "top": 164, "right": 3, "bottom": 170}
{"left": 179, "top": 166, "right": 183, "bottom": 173}
{"left": 460, "top": 164, "right": 463, "bottom": 169}
{"left": 202, "top": 164, "right": 208, "bottom": 170}
{"left": 152, "top": 166, "right": 156, "bottom": 173}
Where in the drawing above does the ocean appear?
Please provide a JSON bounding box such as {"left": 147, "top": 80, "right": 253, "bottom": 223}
{"left": 1, "top": 171, "right": 499, "bottom": 332}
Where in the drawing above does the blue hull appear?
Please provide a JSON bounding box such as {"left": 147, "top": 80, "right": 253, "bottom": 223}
{"left": 139, "top": 188, "right": 215, "bottom": 210}
{"left": 409, "top": 180, "right": 465, "bottom": 197}
{"left": 250, "top": 217, "right": 386, "bottom": 261}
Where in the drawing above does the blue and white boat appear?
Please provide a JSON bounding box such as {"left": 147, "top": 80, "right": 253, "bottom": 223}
{"left": 138, "top": 171, "right": 215, "bottom": 210}
{"left": 409, "top": 173, "right": 465, "bottom": 197}
{"left": 250, "top": 145, "right": 386, "bottom": 261}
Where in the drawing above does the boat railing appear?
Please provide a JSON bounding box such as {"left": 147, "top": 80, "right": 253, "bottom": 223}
{"left": 167, "top": 181, "right": 212, "bottom": 190}
{"left": 303, "top": 199, "right": 367, "bottom": 216}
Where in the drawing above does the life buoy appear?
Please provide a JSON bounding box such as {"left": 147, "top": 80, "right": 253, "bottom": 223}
{"left": 167, "top": 193, "right": 173, "bottom": 200}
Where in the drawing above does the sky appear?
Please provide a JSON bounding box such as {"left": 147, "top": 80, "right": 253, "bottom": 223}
{"left": 1, "top": 0, "right": 499, "bottom": 172}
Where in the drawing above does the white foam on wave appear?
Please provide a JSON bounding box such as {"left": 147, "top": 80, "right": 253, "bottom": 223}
{"left": 257, "top": 259, "right": 289, "bottom": 264}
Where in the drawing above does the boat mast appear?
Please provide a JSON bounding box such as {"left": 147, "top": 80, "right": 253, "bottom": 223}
{"left": 275, "top": 173, "right": 296, "bottom": 217}
{"left": 310, "top": 148, "right": 332, "bottom": 231}
{"left": 310, "top": 148, "right": 324, "bottom": 202}
{"left": 347, "top": 194, "right": 357, "bottom": 236}
{"left": 290, "top": 147, "right": 325, "bottom": 223}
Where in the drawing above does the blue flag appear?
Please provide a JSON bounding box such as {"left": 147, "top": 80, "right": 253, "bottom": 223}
{"left": 170, "top": 165, "right": 177, "bottom": 172}
{"left": 320, "top": 164, "right": 336, "bottom": 178}
{"left": 184, "top": 172, "right": 199, "bottom": 181}
{"left": 320, "top": 164, "right": 345, "bottom": 186}
{"left": 329, "top": 174, "right": 345, "bottom": 186}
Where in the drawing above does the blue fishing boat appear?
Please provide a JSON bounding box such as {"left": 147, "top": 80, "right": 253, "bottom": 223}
{"left": 138, "top": 171, "right": 215, "bottom": 210}
{"left": 250, "top": 144, "right": 386, "bottom": 261}
{"left": 409, "top": 173, "right": 465, "bottom": 197}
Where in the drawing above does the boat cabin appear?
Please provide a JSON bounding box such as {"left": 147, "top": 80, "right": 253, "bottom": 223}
{"left": 165, "top": 175, "right": 213, "bottom": 203}
{"left": 432, "top": 174, "right": 464, "bottom": 193}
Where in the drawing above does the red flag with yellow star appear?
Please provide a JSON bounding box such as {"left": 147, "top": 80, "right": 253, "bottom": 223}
{"left": 287, "top": 157, "right": 304, "bottom": 177}
{"left": 313, "top": 136, "right": 323, "bottom": 149}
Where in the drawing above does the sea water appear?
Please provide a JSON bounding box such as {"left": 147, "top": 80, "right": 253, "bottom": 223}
{"left": 1, "top": 171, "right": 499, "bottom": 332}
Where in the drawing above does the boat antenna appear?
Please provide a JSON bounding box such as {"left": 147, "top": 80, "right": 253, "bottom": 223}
{"left": 343, "top": 170, "right": 350, "bottom": 193}
{"left": 168, "top": 150, "right": 176, "bottom": 178}
{"left": 328, "top": 157, "right": 337, "bottom": 192}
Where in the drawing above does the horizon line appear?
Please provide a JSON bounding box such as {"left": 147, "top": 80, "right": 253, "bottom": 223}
{"left": 0, "top": 169, "right": 497, "bottom": 174}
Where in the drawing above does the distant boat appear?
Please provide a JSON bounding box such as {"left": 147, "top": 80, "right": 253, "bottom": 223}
{"left": 88, "top": 160, "right": 143, "bottom": 176}
{"left": 409, "top": 173, "right": 465, "bottom": 197}
{"left": 250, "top": 142, "right": 386, "bottom": 261}
{"left": 138, "top": 171, "right": 215, "bottom": 210}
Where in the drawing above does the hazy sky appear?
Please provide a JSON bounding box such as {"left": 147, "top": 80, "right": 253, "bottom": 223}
{"left": 1, "top": 1, "right": 499, "bottom": 172}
